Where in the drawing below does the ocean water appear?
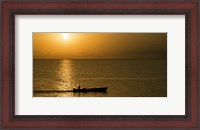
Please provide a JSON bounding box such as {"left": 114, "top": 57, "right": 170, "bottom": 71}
{"left": 33, "top": 59, "right": 167, "bottom": 97}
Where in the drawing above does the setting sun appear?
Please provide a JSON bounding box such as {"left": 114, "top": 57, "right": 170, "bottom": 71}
{"left": 33, "top": 32, "right": 167, "bottom": 97}
{"left": 62, "top": 33, "right": 69, "bottom": 40}
{"left": 33, "top": 33, "right": 167, "bottom": 59}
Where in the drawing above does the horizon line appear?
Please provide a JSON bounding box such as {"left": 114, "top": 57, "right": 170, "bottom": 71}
{"left": 33, "top": 58, "right": 167, "bottom": 60}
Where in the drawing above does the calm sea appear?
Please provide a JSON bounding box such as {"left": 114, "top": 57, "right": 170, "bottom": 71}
{"left": 33, "top": 59, "right": 167, "bottom": 97}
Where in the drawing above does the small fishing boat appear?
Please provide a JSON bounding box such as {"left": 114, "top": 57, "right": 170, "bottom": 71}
{"left": 73, "top": 87, "right": 108, "bottom": 92}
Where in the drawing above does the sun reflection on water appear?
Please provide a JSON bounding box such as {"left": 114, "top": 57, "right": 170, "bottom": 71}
{"left": 56, "top": 60, "right": 76, "bottom": 91}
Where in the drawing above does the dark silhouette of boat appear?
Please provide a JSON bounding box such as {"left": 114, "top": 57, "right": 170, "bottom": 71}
{"left": 73, "top": 87, "right": 108, "bottom": 92}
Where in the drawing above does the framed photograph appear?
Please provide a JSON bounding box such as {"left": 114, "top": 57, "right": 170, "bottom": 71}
{"left": 1, "top": 0, "right": 199, "bottom": 129}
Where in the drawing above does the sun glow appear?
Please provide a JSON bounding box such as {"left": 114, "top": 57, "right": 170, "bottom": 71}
{"left": 62, "top": 33, "right": 69, "bottom": 40}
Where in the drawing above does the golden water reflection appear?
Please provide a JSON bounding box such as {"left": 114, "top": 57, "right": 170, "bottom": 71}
{"left": 56, "top": 60, "right": 76, "bottom": 94}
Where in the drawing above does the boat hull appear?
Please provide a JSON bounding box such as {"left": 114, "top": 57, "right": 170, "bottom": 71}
{"left": 73, "top": 87, "right": 108, "bottom": 92}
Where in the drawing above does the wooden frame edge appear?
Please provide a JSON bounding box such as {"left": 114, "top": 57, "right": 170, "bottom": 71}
{"left": 1, "top": 0, "right": 199, "bottom": 129}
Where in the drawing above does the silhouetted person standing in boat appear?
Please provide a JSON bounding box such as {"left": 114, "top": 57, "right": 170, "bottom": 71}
{"left": 78, "top": 85, "right": 80, "bottom": 90}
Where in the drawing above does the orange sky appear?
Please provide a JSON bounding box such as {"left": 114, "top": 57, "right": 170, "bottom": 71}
{"left": 33, "top": 33, "right": 167, "bottom": 59}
